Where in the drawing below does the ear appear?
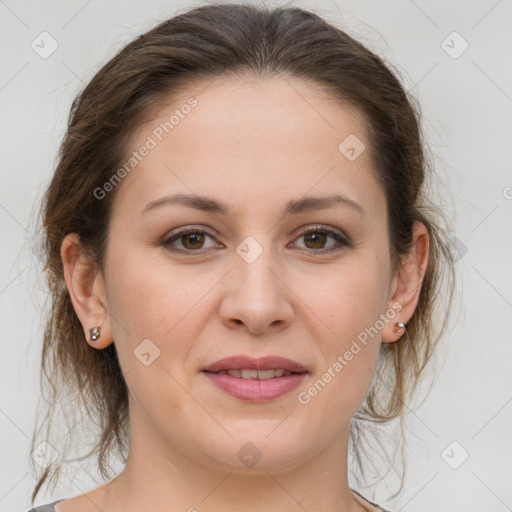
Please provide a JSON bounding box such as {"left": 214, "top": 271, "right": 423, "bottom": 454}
{"left": 382, "top": 221, "right": 429, "bottom": 343}
{"left": 61, "top": 233, "right": 113, "bottom": 349}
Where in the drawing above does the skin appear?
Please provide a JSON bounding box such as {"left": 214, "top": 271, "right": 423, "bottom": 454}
{"left": 60, "top": 75, "right": 428, "bottom": 512}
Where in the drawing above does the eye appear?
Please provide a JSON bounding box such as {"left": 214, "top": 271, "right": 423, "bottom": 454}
{"left": 162, "top": 225, "right": 351, "bottom": 256}
{"left": 162, "top": 226, "right": 219, "bottom": 254}
{"left": 290, "top": 225, "right": 351, "bottom": 254}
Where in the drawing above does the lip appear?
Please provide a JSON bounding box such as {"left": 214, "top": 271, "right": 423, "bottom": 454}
{"left": 204, "top": 372, "right": 307, "bottom": 402}
{"left": 202, "top": 355, "right": 309, "bottom": 402}
{"left": 202, "top": 355, "right": 308, "bottom": 373}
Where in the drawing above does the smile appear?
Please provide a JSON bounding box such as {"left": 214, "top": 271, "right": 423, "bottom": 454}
{"left": 211, "top": 368, "right": 294, "bottom": 380}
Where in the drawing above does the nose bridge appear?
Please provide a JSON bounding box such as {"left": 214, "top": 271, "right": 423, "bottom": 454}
{"left": 220, "top": 233, "right": 293, "bottom": 333}
{"left": 234, "top": 233, "right": 282, "bottom": 301}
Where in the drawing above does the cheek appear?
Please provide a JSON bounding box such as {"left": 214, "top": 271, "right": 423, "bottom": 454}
{"left": 104, "top": 249, "right": 219, "bottom": 385}
{"left": 105, "top": 255, "right": 202, "bottom": 419}
{"left": 304, "top": 260, "right": 388, "bottom": 344}
{"left": 295, "top": 262, "right": 386, "bottom": 407}
{"left": 106, "top": 249, "right": 201, "bottom": 337}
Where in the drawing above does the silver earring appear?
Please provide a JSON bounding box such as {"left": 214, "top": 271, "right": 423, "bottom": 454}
{"left": 393, "top": 322, "right": 406, "bottom": 336}
{"left": 89, "top": 327, "right": 100, "bottom": 341}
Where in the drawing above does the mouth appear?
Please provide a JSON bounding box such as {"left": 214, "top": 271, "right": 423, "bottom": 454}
{"left": 202, "top": 355, "right": 308, "bottom": 374}
{"left": 202, "top": 355, "right": 309, "bottom": 402}
{"left": 205, "top": 368, "right": 298, "bottom": 380}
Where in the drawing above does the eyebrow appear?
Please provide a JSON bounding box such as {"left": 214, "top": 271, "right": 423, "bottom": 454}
{"left": 141, "top": 192, "right": 365, "bottom": 217}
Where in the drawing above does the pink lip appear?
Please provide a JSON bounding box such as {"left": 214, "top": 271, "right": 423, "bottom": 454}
{"left": 204, "top": 372, "right": 307, "bottom": 402}
{"left": 202, "top": 355, "right": 309, "bottom": 402}
{"left": 202, "top": 355, "right": 308, "bottom": 373}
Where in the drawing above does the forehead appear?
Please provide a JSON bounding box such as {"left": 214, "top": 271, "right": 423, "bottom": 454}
{"left": 139, "top": 75, "right": 368, "bottom": 159}
{"left": 113, "top": 75, "right": 385, "bottom": 221}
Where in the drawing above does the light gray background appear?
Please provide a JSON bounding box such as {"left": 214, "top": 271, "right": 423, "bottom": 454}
{"left": 1, "top": 1, "right": 511, "bottom": 511}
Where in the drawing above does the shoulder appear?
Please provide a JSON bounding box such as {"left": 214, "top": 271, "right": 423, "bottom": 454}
{"left": 26, "top": 499, "right": 63, "bottom": 512}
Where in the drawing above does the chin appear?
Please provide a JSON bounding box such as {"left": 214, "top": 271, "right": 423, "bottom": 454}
{"left": 198, "top": 431, "right": 315, "bottom": 474}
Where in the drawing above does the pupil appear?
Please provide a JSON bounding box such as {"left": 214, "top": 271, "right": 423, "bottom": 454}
{"left": 184, "top": 232, "right": 204, "bottom": 249}
{"left": 306, "top": 232, "right": 325, "bottom": 248}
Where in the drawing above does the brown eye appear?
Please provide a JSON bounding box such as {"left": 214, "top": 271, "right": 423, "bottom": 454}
{"left": 292, "top": 226, "right": 350, "bottom": 254}
{"left": 180, "top": 232, "right": 205, "bottom": 250}
{"left": 163, "top": 228, "right": 218, "bottom": 254}
{"left": 162, "top": 225, "right": 350, "bottom": 256}
{"left": 303, "top": 231, "right": 328, "bottom": 249}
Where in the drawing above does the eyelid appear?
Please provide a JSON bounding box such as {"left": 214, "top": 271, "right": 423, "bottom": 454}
{"left": 163, "top": 224, "right": 217, "bottom": 240}
{"left": 289, "top": 225, "right": 352, "bottom": 252}
{"left": 162, "top": 224, "right": 351, "bottom": 255}
{"left": 293, "top": 224, "right": 350, "bottom": 241}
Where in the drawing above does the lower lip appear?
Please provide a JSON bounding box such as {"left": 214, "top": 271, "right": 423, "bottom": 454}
{"left": 203, "top": 372, "right": 307, "bottom": 402}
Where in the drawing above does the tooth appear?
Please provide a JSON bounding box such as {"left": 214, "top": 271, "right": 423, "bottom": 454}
{"left": 240, "top": 369, "right": 258, "bottom": 380}
{"left": 257, "top": 369, "right": 278, "bottom": 380}
{"left": 220, "top": 368, "right": 294, "bottom": 380}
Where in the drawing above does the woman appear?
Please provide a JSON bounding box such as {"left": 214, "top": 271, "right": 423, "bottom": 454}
{"left": 27, "top": 3, "right": 454, "bottom": 511}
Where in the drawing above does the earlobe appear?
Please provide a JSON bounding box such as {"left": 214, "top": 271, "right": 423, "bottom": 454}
{"left": 61, "top": 233, "right": 114, "bottom": 349}
{"left": 382, "top": 221, "right": 429, "bottom": 343}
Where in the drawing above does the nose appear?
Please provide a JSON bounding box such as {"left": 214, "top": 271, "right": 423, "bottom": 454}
{"left": 219, "top": 248, "right": 294, "bottom": 335}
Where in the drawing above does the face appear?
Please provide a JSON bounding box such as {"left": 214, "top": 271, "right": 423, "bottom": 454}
{"left": 97, "top": 76, "right": 400, "bottom": 472}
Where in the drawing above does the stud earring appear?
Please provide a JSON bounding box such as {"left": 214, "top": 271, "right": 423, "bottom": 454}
{"left": 89, "top": 327, "right": 100, "bottom": 341}
{"left": 393, "top": 322, "right": 406, "bottom": 336}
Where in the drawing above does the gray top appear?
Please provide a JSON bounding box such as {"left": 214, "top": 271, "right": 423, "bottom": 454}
{"left": 27, "top": 491, "right": 392, "bottom": 511}
{"left": 26, "top": 499, "right": 63, "bottom": 512}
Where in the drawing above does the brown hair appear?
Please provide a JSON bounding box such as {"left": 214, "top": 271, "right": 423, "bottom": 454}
{"left": 30, "top": 2, "right": 455, "bottom": 503}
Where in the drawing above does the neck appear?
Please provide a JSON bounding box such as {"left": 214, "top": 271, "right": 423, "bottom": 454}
{"left": 102, "top": 406, "right": 370, "bottom": 512}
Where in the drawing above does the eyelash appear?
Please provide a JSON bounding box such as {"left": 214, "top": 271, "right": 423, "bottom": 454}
{"left": 162, "top": 225, "right": 351, "bottom": 256}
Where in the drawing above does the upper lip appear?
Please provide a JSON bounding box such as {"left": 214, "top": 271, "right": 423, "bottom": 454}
{"left": 202, "top": 355, "right": 308, "bottom": 373}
